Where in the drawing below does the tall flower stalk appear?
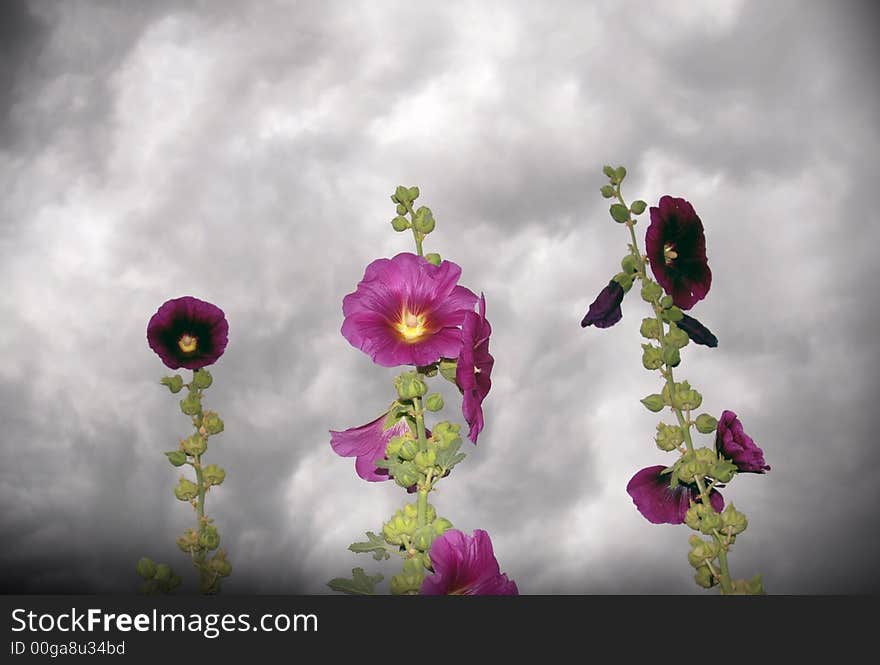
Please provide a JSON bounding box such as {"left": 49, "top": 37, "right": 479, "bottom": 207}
{"left": 137, "top": 296, "right": 233, "bottom": 594}
{"left": 329, "top": 187, "right": 516, "bottom": 595}
{"left": 582, "top": 166, "right": 768, "bottom": 594}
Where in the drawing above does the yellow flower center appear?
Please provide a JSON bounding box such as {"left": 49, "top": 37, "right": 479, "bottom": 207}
{"left": 178, "top": 334, "right": 198, "bottom": 354}
{"left": 663, "top": 242, "right": 678, "bottom": 265}
{"left": 395, "top": 310, "right": 427, "bottom": 343}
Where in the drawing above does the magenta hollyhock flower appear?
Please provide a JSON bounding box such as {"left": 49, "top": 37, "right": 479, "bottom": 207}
{"left": 420, "top": 529, "right": 518, "bottom": 595}
{"left": 677, "top": 313, "right": 718, "bottom": 348}
{"left": 716, "top": 410, "right": 770, "bottom": 473}
{"left": 626, "top": 465, "right": 724, "bottom": 525}
{"left": 456, "top": 294, "right": 494, "bottom": 443}
{"left": 147, "top": 296, "right": 229, "bottom": 370}
{"left": 341, "top": 253, "right": 478, "bottom": 367}
{"left": 645, "top": 196, "right": 712, "bottom": 310}
{"left": 581, "top": 279, "right": 624, "bottom": 329}
{"left": 329, "top": 414, "right": 411, "bottom": 482}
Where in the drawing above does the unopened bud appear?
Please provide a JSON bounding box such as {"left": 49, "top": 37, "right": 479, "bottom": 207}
{"left": 191, "top": 368, "right": 213, "bottom": 389}
{"left": 160, "top": 375, "right": 184, "bottom": 394}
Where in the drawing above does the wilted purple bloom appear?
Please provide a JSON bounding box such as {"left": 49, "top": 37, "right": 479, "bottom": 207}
{"left": 147, "top": 296, "right": 228, "bottom": 370}
{"left": 581, "top": 279, "right": 624, "bottom": 328}
{"left": 341, "top": 253, "right": 478, "bottom": 367}
{"left": 716, "top": 410, "right": 770, "bottom": 473}
{"left": 626, "top": 465, "right": 724, "bottom": 525}
{"left": 677, "top": 313, "right": 718, "bottom": 348}
{"left": 421, "top": 529, "right": 518, "bottom": 595}
{"left": 456, "top": 294, "right": 493, "bottom": 443}
{"left": 646, "top": 196, "right": 712, "bottom": 310}
{"left": 330, "top": 414, "right": 410, "bottom": 482}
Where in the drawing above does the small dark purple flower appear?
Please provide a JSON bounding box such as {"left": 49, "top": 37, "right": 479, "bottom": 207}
{"left": 581, "top": 279, "right": 624, "bottom": 328}
{"left": 677, "top": 313, "right": 718, "bottom": 348}
{"left": 626, "top": 465, "right": 724, "bottom": 525}
{"left": 329, "top": 414, "right": 410, "bottom": 482}
{"left": 147, "top": 296, "right": 229, "bottom": 370}
{"left": 456, "top": 294, "right": 493, "bottom": 443}
{"left": 716, "top": 410, "right": 770, "bottom": 473}
{"left": 420, "top": 529, "right": 518, "bottom": 595}
{"left": 645, "top": 196, "right": 712, "bottom": 310}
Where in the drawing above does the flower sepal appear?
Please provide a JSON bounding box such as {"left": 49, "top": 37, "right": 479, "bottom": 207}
{"left": 160, "top": 375, "right": 184, "bottom": 394}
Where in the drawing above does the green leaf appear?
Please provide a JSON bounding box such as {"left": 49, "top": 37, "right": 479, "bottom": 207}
{"left": 348, "top": 532, "right": 392, "bottom": 561}
{"left": 609, "top": 203, "right": 630, "bottom": 223}
{"left": 327, "top": 568, "right": 383, "bottom": 595}
{"left": 435, "top": 439, "right": 466, "bottom": 473}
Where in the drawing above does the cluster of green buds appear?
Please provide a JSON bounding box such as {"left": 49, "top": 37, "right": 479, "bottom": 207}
{"left": 380, "top": 502, "right": 454, "bottom": 594}
{"left": 139, "top": 368, "right": 231, "bottom": 594}
{"left": 135, "top": 557, "right": 181, "bottom": 595}
{"left": 389, "top": 185, "right": 441, "bottom": 265}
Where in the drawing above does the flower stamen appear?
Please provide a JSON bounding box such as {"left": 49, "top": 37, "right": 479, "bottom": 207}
{"left": 395, "top": 310, "right": 427, "bottom": 343}
{"left": 663, "top": 243, "right": 678, "bottom": 265}
{"left": 178, "top": 334, "right": 198, "bottom": 354}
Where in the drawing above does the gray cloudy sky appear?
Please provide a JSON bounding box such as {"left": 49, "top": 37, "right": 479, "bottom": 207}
{"left": 1, "top": 0, "right": 878, "bottom": 594}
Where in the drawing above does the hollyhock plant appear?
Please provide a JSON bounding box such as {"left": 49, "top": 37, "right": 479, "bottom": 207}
{"left": 330, "top": 415, "right": 416, "bottom": 482}
{"left": 627, "top": 465, "right": 724, "bottom": 525}
{"left": 716, "top": 410, "right": 770, "bottom": 473}
{"left": 341, "top": 253, "right": 478, "bottom": 368}
{"left": 581, "top": 279, "right": 625, "bottom": 329}
{"left": 677, "top": 313, "right": 718, "bottom": 348}
{"left": 421, "top": 529, "right": 518, "bottom": 595}
{"left": 328, "top": 185, "right": 508, "bottom": 595}
{"left": 456, "top": 294, "right": 494, "bottom": 443}
{"left": 580, "top": 165, "right": 769, "bottom": 594}
{"left": 138, "top": 296, "right": 232, "bottom": 594}
{"left": 147, "top": 296, "right": 229, "bottom": 370}
{"left": 645, "top": 195, "right": 712, "bottom": 311}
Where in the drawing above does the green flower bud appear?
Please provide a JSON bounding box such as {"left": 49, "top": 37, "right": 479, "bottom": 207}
{"left": 203, "top": 464, "right": 226, "bottom": 486}
{"left": 640, "top": 318, "right": 660, "bottom": 340}
{"left": 176, "top": 529, "right": 199, "bottom": 553}
{"left": 424, "top": 252, "right": 442, "bottom": 266}
{"left": 402, "top": 503, "right": 418, "bottom": 520}
{"left": 662, "top": 345, "right": 681, "bottom": 368}
{"left": 694, "top": 566, "right": 716, "bottom": 589}
{"left": 745, "top": 574, "right": 764, "bottom": 595}
{"left": 687, "top": 536, "right": 718, "bottom": 568}
{"left": 431, "top": 421, "right": 461, "bottom": 450}
{"left": 641, "top": 344, "right": 664, "bottom": 370}
{"left": 600, "top": 184, "right": 616, "bottom": 198}
{"left": 640, "top": 393, "right": 665, "bottom": 413}
{"left": 671, "top": 381, "right": 702, "bottom": 410}
{"left": 154, "top": 563, "right": 172, "bottom": 583}
{"left": 662, "top": 306, "right": 684, "bottom": 323}
{"left": 655, "top": 423, "right": 684, "bottom": 452}
{"left": 390, "top": 570, "right": 423, "bottom": 595}
{"left": 136, "top": 557, "right": 157, "bottom": 580}
{"left": 160, "top": 375, "right": 184, "bottom": 394}
{"left": 391, "top": 216, "right": 409, "bottom": 232}
{"left": 412, "top": 206, "right": 435, "bottom": 234}
{"left": 192, "top": 368, "right": 213, "bottom": 389}
{"left": 612, "top": 271, "right": 634, "bottom": 293}
{"left": 181, "top": 434, "right": 207, "bottom": 456}
{"left": 641, "top": 280, "right": 663, "bottom": 303}
{"left": 414, "top": 448, "right": 437, "bottom": 471}
{"left": 621, "top": 254, "right": 639, "bottom": 275}
{"left": 659, "top": 295, "right": 673, "bottom": 309}
{"left": 394, "top": 185, "right": 411, "bottom": 204}
{"left": 609, "top": 203, "right": 630, "bottom": 223}
{"left": 394, "top": 371, "right": 428, "bottom": 400}
{"left": 158, "top": 573, "right": 181, "bottom": 593}
{"left": 396, "top": 203, "right": 407, "bottom": 215}
{"left": 425, "top": 393, "right": 444, "bottom": 412}
{"left": 721, "top": 503, "right": 748, "bottom": 536}
{"left": 174, "top": 477, "right": 199, "bottom": 502}
{"left": 398, "top": 438, "right": 419, "bottom": 461}
{"left": 602, "top": 164, "right": 617, "bottom": 179}
{"left": 407, "top": 186, "right": 420, "bottom": 201}
{"left": 199, "top": 524, "right": 220, "bottom": 551}
{"left": 698, "top": 508, "right": 722, "bottom": 535}
{"left": 630, "top": 199, "right": 647, "bottom": 215}
{"left": 684, "top": 503, "right": 701, "bottom": 531}
{"left": 202, "top": 411, "right": 224, "bottom": 435}
{"left": 438, "top": 359, "right": 457, "bottom": 382}
{"left": 614, "top": 166, "right": 627, "bottom": 182}
{"left": 665, "top": 323, "right": 689, "bottom": 349}
{"left": 711, "top": 458, "right": 737, "bottom": 484}
{"left": 209, "top": 550, "right": 232, "bottom": 578}
{"left": 385, "top": 435, "right": 406, "bottom": 458}
{"left": 165, "top": 450, "right": 187, "bottom": 467}
{"left": 179, "top": 391, "right": 202, "bottom": 416}
{"left": 412, "top": 525, "right": 435, "bottom": 551}
{"left": 393, "top": 462, "right": 419, "bottom": 488}
{"left": 432, "top": 517, "right": 453, "bottom": 536}
{"left": 695, "top": 413, "right": 718, "bottom": 434}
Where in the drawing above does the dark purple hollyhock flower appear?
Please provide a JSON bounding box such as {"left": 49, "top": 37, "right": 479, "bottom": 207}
{"left": 456, "top": 294, "right": 494, "bottom": 443}
{"left": 420, "top": 529, "right": 518, "bottom": 595}
{"left": 645, "top": 196, "right": 712, "bottom": 310}
{"left": 147, "top": 296, "right": 228, "bottom": 370}
{"left": 626, "top": 465, "right": 724, "bottom": 525}
{"left": 677, "top": 313, "right": 718, "bottom": 348}
{"left": 330, "top": 414, "right": 411, "bottom": 482}
{"left": 716, "top": 410, "right": 770, "bottom": 473}
{"left": 581, "top": 279, "right": 624, "bottom": 328}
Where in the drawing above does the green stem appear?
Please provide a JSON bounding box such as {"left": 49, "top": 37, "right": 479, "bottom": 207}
{"left": 411, "top": 394, "right": 430, "bottom": 527}
{"left": 403, "top": 200, "right": 424, "bottom": 256}
{"left": 620, "top": 188, "right": 734, "bottom": 594}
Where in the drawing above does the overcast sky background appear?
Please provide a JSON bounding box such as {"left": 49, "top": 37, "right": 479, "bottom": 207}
{"left": 1, "top": 0, "right": 878, "bottom": 595}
